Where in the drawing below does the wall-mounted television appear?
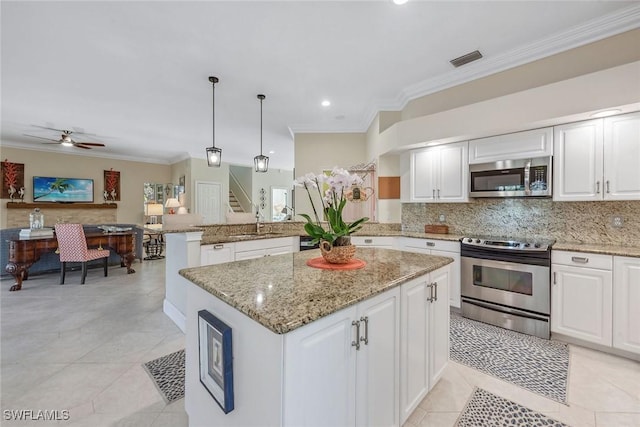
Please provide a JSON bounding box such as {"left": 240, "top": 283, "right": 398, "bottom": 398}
{"left": 33, "top": 176, "right": 94, "bottom": 203}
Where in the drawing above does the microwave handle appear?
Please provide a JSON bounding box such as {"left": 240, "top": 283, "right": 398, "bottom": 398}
{"left": 524, "top": 160, "right": 531, "bottom": 195}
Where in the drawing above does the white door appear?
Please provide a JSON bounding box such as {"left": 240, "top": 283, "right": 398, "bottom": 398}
{"left": 283, "top": 306, "right": 357, "bottom": 427}
{"left": 437, "top": 142, "right": 468, "bottom": 202}
{"left": 551, "top": 265, "right": 612, "bottom": 346}
{"left": 399, "top": 276, "right": 430, "bottom": 424}
{"left": 613, "top": 256, "right": 640, "bottom": 354}
{"left": 195, "top": 181, "right": 222, "bottom": 224}
{"left": 428, "top": 266, "right": 450, "bottom": 389}
{"left": 355, "top": 288, "right": 400, "bottom": 427}
{"left": 553, "top": 119, "right": 604, "bottom": 201}
{"left": 604, "top": 112, "right": 640, "bottom": 200}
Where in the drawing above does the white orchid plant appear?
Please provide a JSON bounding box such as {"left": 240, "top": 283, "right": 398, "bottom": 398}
{"left": 294, "top": 167, "right": 369, "bottom": 245}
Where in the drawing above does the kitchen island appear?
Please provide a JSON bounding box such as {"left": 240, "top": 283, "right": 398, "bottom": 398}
{"left": 179, "top": 248, "right": 453, "bottom": 427}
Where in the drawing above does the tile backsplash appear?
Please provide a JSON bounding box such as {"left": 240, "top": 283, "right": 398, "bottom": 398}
{"left": 402, "top": 199, "right": 640, "bottom": 245}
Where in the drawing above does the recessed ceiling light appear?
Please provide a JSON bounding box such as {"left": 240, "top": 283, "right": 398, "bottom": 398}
{"left": 590, "top": 109, "right": 622, "bottom": 118}
{"left": 321, "top": 100, "right": 331, "bottom": 107}
{"left": 268, "top": 150, "right": 275, "bottom": 154}
{"left": 393, "top": 0, "right": 408, "bottom": 4}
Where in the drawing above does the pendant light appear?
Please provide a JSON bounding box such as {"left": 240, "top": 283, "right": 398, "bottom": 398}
{"left": 206, "top": 76, "right": 222, "bottom": 167}
{"left": 254, "top": 94, "right": 269, "bottom": 173}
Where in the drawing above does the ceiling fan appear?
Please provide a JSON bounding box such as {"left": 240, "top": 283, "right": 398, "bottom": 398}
{"left": 24, "top": 126, "right": 106, "bottom": 150}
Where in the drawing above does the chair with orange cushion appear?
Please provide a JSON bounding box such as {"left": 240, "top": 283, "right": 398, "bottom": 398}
{"left": 54, "top": 223, "right": 110, "bottom": 284}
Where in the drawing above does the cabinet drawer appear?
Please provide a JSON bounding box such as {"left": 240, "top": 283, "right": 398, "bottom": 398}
{"left": 351, "top": 236, "right": 395, "bottom": 247}
{"left": 234, "top": 236, "right": 294, "bottom": 252}
{"left": 552, "top": 250, "right": 612, "bottom": 270}
{"left": 402, "top": 237, "right": 459, "bottom": 253}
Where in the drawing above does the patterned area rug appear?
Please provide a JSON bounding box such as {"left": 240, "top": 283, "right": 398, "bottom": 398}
{"left": 450, "top": 314, "right": 569, "bottom": 403}
{"left": 456, "top": 388, "right": 569, "bottom": 427}
{"left": 143, "top": 349, "right": 185, "bottom": 403}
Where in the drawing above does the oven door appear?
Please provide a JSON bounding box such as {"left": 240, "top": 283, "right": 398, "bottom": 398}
{"left": 461, "top": 256, "right": 550, "bottom": 315}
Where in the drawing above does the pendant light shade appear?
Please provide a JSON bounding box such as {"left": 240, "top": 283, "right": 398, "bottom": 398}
{"left": 206, "top": 76, "right": 222, "bottom": 167}
{"left": 254, "top": 94, "right": 269, "bottom": 173}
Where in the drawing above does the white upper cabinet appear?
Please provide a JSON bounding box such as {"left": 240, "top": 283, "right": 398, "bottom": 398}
{"left": 468, "top": 127, "right": 553, "bottom": 164}
{"left": 554, "top": 112, "right": 640, "bottom": 201}
{"left": 406, "top": 141, "right": 468, "bottom": 203}
{"left": 553, "top": 119, "right": 604, "bottom": 201}
{"left": 603, "top": 113, "right": 640, "bottom": 200}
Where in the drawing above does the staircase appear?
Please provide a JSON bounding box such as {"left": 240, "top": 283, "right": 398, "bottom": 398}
{"left": 229, "top": 190, "right": 244, "bottom": 213}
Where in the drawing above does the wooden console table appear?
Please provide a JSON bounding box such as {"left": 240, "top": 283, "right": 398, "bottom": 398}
{"left": 5, "top": 231, "right": 136, "bottom": 291}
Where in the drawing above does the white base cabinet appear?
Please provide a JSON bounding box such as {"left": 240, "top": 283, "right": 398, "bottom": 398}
{"left": 351, "top": 236, "right": 396, "bottom": 249}
{"left": 200, "top": 236, "right": 299, "bottom": 265}
{"left": 200, "top": 242, "right": 235, "bottom": 265}
{"left": 284, "top": 287, "right": 400, "bottom": 427}
{"left": 551, "top": 251, "right": 613, "bottom": 347}
{"left": 400, "top": 238, "right": 460, "bottom": 308}
{"left": 399, "top": 266, "right": 450, "bottom": 425}
{"left": 613, "top": 256, "right": 640, "bottom": 354}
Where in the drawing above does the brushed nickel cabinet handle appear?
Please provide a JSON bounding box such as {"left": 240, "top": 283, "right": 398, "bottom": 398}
{"left": 364, "top": 239, "right": 373, "bottom": 244}
{"left": 437, "top": 189, "right": 440, "bottom": 198}
{"left": 360, "top": 316, "right": 369, "bottom": 345}
{"left": 426, "top": 241, "right": 435, "bottom": 247}
{"left": 427, "top": 283, "right": 435, "bottom": 303}
{"left": 432, "top": 189, "right": 435, "bottom": 199}
{"left": 351, "top": 320, "right": 361, "bottom": 351}
{"left": 553, "top": 272, "right": 557, "bottom": 285}
{"left": 433, "top": 282, "right": 438, "bottom": 302}
{"left": 213, "top": 244, "right": 224, "bottom": 249}
{"left": 606, "top": 180, "right": 610, "bottom": 193}
{"left": 596, "top": 181, "right": 600, "bottom": 194}
{"left": 571, "top": 256, "right": 589, "bottom": 264}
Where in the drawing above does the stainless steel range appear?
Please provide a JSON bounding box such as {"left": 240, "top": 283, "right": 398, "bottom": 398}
{"left": 460, "top": 235, "right": 555, "bottom": 339}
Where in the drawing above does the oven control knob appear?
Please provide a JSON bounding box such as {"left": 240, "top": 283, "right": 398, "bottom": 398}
{"left": 524, "top": 243, "right": 530, "bottom": 248}
{"left": 475, "top": 239, "right": 481, "bottom": 243}
{"left": 534, "top": 243, "right": 541, "bottom": 248}
{"left": 467, "top": 238, "right": 473, "bottom": 243}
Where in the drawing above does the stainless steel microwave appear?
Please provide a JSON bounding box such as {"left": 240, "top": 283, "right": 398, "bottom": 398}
{"left": 469, "top": 157, "right": 552, "bottom": 198}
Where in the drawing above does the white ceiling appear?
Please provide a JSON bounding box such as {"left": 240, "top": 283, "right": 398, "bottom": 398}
{"left": 2, "top": 1, "right": 639, "bottom": 170}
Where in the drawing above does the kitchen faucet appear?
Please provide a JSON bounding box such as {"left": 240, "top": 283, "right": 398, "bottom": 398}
{"left": 255, "top": 207, "right": 264, "bottom": 234}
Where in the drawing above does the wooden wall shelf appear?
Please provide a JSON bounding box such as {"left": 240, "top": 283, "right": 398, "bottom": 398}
{"left": 6, "top": 203, "right": 118, "bottom": 210}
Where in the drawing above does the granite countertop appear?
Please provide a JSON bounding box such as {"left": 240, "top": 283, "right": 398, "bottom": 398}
{"left": 179, "top": 248, "right": 453, "bottom": 334}
{"left": 553, "top": 242, "right": 640, "bottom": 258}
{"left": 199, "top": 231, "right": 464, "bottom": 245}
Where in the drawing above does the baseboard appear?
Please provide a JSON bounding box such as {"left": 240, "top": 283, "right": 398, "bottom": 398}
{"left": 163, "top": 299, "right": 186, "bottom": 333}
{"left": 552, "top": 332, "right": 640, "bottom": 362}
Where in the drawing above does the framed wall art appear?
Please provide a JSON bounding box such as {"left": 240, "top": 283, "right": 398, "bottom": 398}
{"left": 198, "top": 310, "right": 234, "bottom": 414}
{"left": 104, "top": 169, "right": 121, "bottom": 202}
{"left": 1, "top": 160, "right": 25, "bottom": 201}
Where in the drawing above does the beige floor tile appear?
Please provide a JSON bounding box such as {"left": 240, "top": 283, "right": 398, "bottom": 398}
{"left": 595, "top": 412, "right": 640, "bottom": 427}
{"left": 418, "top": 363, "right": 474, "bottom": 412}
{"left": 92, "top": 364, "right": 166, "bottom": 415}
{"left": 541, "top": 401, "right": 597, "bottom": 427}
{"left": 417, "top": 411, "right": 460, "bottom": 427}
{"left": 405, "top": 405, "right": 426, "bottom": 425}
{"left": 150, "top": 411, "right": 189, "bottom": 427}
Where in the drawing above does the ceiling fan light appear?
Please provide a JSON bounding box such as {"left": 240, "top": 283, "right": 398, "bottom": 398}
{"left": 61, "top": 141, "right": 73, "bottom": 147}
{"left": 254, "top": 154, "right": 269, "bottom": 173}
{"left": 206, "top": 146, "right": 222, "bottom": 167}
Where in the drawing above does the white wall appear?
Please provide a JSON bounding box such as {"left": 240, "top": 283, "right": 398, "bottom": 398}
{"left": 293, "top": 133, "right": 367, "bottom": 222}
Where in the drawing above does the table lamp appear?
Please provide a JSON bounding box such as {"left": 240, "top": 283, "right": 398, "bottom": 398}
{"left": 165, "top": 198, "right": 180, "bottom": 214}
{"left": 146, "top": 203, "right": 164, "bottom": 224}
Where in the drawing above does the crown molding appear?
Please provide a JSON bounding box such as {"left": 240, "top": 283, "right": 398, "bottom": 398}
{"left": 291, "top": 4, "right": 640, "bottom": 136}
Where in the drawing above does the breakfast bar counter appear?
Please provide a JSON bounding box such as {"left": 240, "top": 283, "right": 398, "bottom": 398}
{"left": 179, "top": 248, "right": 453, "bottom": 426}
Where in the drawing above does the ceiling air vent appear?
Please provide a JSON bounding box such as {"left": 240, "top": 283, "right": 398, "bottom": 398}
{"left": 450, "top": 50, "right": 483, "bottom": 68}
